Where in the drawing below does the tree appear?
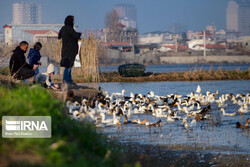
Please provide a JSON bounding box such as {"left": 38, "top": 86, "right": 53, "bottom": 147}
{"left": 104, "top": 9, "right": 120, "bottom": 42}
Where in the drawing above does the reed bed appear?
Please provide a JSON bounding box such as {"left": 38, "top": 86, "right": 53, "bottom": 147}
{"left": 73, "top": 35, "right": 99, "bottom": 82}
{"left": 98, "top": 68, "right": 250, "bottom": 82}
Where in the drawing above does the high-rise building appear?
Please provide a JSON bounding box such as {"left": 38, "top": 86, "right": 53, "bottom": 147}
{"left": 114, "top": 4, "right": 137, "bottom": 29}
{"left": 167, "top": 24, "right": 187, "bottom": 34}
{"left": 237, "top": 0, "right": 250, "bottom": 35}
{"left": 227, "top": 1, "right": 239, "bottom": 32}
{"left": 226, "top": 0, "right": 250, "bottom": 35}
{"left": 12, "top": 2, "right": 41, "bottom": 24}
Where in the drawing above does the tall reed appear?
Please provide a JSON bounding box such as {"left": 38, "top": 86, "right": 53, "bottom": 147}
{"left": 40, "top": 40, "right": 62, "bottom": 64}
{"left": 74, "top": 35, "right": 99, "bottom": 82}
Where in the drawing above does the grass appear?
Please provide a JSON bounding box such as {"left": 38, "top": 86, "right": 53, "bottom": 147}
{"left": 0, "top": 85, "right": 139, "bottom": 167}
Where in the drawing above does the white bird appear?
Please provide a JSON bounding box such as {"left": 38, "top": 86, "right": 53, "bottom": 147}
{"left": 219, "top": 108, "right": 236, "bottom": 116}
{"left": 195, "top": 85, "right": 201, "bottom": 94}
{"left": 98, "top": 113, "right": 115, "bottom": 124}
{"left": 238, "top": 105, "right": 249, "bottom": 114}
{"left": 112, "top": 89, "right": 127, "bottom": 98}
{"left": 182, "top": 118, "right": 196, "bottom": 129}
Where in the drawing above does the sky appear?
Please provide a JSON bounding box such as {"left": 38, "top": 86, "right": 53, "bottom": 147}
{"left": 0, "top": 0, "right": 230, "bottom": 34}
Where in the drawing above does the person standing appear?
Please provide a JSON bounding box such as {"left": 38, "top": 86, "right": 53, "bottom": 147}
{"left": 58, "top": 15, "right": 81, "bottom": 85}
{"left": 27, "top": 42, "right": 42, "bottom": 83}
{"left": 9, "top": 41, "right": 38, "bottom": 81}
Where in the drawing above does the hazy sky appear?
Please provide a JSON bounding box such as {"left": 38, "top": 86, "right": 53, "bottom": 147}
{"left": 0, "top": 0, "right": 230, "bottom": 33}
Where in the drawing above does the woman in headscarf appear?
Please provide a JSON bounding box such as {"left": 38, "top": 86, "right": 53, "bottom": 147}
{"left": 58, "top": 15, "right": 81, "bottom": 85}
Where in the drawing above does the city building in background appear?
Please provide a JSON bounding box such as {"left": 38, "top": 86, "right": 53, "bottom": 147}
{"left": 206, "top": 24, "right": 216, "bottom": 35}
{"left": 237, "top": 0, "right": 250, "bottom": 36}
{"left": 114, "top": 4, "right": 137, "bottom": 29}
{"left": 226, "top": 1, "right": 239, "bottom": 32}
{"left": 82, "top": 29, "right": 103, "bottom": 40}
{"left": 226, "top": 0, "right": 250, "bottom": 36}
{"left": 104, "top": 4, "right": 138, "bottom": 44}
{"left": 3, "top": 24, "right": 63, "bottom": 45}
{"left": 167, "top": 24, "right": 187, "bottom": 34}
{"left": 12, "top": 2, "right": 41, "bottom": 24}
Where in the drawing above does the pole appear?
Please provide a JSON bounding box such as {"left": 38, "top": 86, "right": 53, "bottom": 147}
{"left": 175, "top": 34, "right": 178, "bottom": 52}
{"left": 203, "top": 30, "right": 206, "bottom": 57}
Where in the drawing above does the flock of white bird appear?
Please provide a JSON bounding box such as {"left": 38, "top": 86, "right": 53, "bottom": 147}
{"left": 66, "top": 85, "right": 250, "bottom": 129}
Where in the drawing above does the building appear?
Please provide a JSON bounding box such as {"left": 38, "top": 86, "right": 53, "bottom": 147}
{"left": 226, "top": 0, "right": 250, "bottom": 36}
{"left": 82, "top": 29, "right": 103, "bottom": 40}
{"left": 138, "top": 31, "right": 174, "bottom": 45}
{"left": 13, "top": 2, "right": 41, "bottom": 24}
{"left": 226, "top": 1, "right": 239, "bottom": 32}
{"left": 167, "top": 24, "right": 187, "bottom": 34}
{"left": 237, "top": 0, "right": 250, "bottom": 36}
{"left": 114, "top": 4, "right": 137, "bottom": 29}
{"left": 3, "top": 24, "right": 64, "bottom": 45}
{"left": 103, "top": 26, "right": 137, "bottom": 44}
{"left": 206, "top": 24, "right": 216, "bottom": 35}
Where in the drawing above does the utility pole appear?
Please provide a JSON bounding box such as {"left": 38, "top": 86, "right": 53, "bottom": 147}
{"left": 203, "top": 30, "right": 206, "bottom": 57}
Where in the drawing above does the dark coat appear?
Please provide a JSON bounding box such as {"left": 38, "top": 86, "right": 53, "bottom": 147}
{"left": 58, "top": 16, "right": 81, "bottom": 67}
{"left": 27, "top": 48, "right": 41, "bottom": 65}
{"left": 9, "top": 46, "right": 33, "bottom": 76}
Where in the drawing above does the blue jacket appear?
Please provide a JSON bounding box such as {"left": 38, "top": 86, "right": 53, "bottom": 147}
{"left": 27, "top": 48, "right": 41, "bottom": 65}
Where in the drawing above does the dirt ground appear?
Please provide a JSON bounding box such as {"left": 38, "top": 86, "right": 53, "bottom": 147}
{"left": 112, "top": 142, "right": 250, "bottom": 167}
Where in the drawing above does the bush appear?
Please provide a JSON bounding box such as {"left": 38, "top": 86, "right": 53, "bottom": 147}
{"left": 0, "top": 85, "right": 125, "bottom": 167}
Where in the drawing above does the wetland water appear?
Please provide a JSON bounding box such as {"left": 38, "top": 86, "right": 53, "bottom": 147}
{"left": 97, "top": 80, "right": 250, "bottom": 154}
{"left": 100, "top": 63, "right": 250, "bottom": 73}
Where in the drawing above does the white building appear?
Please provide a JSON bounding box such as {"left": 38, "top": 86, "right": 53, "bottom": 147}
{"left": 3, "top": 24, "right": 64, "bottom": 45}
{"left": 13, "top": 2, "right": 42, "bottom": 24}
{"left": 138, "top": 32, "right": 173, "bottom": 45}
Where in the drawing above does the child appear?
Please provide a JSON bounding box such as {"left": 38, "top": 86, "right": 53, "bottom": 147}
{"left": 35, "top": 64, "right": 59, "bottom": 90}
{"left": 27, "top": 42, "right": 42, "bottom": 83}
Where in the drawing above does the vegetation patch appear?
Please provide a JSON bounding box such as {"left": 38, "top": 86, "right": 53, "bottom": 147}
{"left": 0, "top": 85, "right": 136, "bottom": 167}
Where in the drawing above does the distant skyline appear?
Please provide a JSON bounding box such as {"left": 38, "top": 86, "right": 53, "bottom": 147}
{"left": 0, "top": 0, "right": 233, "bottom": 33}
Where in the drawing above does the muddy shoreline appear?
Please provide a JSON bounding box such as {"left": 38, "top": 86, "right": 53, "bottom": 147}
{"left": 109, "top": 141, "right": 250, "bottom": 167}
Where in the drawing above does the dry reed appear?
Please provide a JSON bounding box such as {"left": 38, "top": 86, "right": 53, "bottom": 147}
{"left": 40, "top": 40, "right": 62, "bottom": 64}
{"left": 74, "top": 35, "right": 99, "bottom": 82}
{"left": 40, "top": 35, "right": 100, "bottom": 83}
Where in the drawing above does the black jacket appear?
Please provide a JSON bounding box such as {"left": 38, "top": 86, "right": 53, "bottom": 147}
{"left": 58, "top": 16, "right": 81, "bottom": 67}
{"left": 9, "top": 46, "right": 33, "bottom": 76}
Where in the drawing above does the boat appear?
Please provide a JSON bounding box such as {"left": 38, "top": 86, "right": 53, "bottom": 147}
{"left": 118, "top": 63, "right": 146, "bottom": 77}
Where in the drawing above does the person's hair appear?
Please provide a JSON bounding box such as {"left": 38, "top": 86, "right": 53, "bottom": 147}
{"left": 64, "top": 15, "right": 74, "bottom": 27}
{"left": 34, "top": 42, "right": 42, "bottom": 50}
{"left": 19, "top": 41, "right": 28, "bottom": 47}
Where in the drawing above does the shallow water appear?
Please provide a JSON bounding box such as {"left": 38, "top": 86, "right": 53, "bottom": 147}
{"left": 96, "top": 80, "right": 250, "bottom": 154}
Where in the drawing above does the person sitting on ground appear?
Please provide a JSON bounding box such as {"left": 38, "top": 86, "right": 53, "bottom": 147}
{"left": 27, "top": 42, "right": 42, "bottom": 83}
{"left": 9, "top": 41, "right": 38, "bottom": 81}
{"left": 35, "top": 63, "right": 59, "bottom": 90}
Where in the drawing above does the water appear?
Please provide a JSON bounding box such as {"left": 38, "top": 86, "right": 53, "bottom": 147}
{"left": 100, "top": 63, "right": 250, "bottom": 73}
{"left": 96, "top": 80, "right": 250, "bottom": 154}
{"left": 37, "top": 63, "right": 250, "bottom": 75}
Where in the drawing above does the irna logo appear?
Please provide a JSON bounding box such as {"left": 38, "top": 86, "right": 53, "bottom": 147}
{"left": 5, "top": 120, "right": 48, "bottom": 131}
{"left": 2, "top": 116, "right": 51, "bottom": 138}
